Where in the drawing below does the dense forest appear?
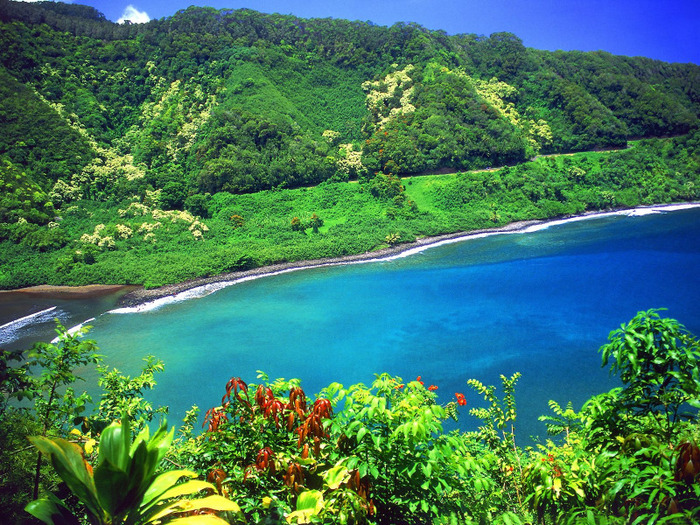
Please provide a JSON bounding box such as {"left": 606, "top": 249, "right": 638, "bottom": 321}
{"left": 0, "top": 0, "right": 698, "bottom": 288}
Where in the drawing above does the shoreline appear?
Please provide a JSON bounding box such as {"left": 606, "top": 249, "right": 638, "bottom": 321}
{"left": 115, "top": 201, "right": 700, "bottom": 308}
{"left": 3, "top": 202, "right": 698, "bottom": 309}
{"left": 0, "top": 284, "right": 139, "bottom": 300}
{"left": 116, "top": 217, "right": 543, "bottom": 308}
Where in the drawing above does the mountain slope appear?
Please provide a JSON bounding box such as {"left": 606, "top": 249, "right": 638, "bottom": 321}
{"left": 0, "top": 1, "right": 698, "bottom": 288}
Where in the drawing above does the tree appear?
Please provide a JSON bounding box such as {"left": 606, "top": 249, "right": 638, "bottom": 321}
{"left": 309, "top": 213, "right": 323, "bottom": 233}
{"left": 27, "top": 322, "right": 102, "bottom": 499}
{"left": 184, "top": 193, "right": 211, "bottom": 218}
{"left": 599, "top": 309, "right": 700, "bottom": 442}
{"left": 291, "top": 216, "right": 303, "bottom": 232}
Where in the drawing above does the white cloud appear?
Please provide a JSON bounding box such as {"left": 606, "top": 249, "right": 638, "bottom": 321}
{"left": 117, "top": 5, "right": 150, "bottom": 24}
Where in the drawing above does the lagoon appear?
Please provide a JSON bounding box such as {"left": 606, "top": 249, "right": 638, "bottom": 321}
{"left": 3, "top": 205, "right": 699, "bottom": 442}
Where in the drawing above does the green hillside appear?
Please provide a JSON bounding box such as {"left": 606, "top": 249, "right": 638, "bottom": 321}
{"left": 0, "top": 0, "right": 698, "bottom": 288}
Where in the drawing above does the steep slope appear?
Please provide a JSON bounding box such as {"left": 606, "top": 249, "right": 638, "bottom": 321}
{"left": 0, "top": 1, "right": 698, "bottom": 289}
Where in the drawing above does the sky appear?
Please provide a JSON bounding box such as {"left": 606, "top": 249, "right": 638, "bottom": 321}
{"left": 21, "top": 0, "right": 700, "bottom": 64}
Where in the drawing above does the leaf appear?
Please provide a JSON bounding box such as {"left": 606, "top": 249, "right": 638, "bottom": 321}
{"left": 155, "top": 480, "right": 218, "bottom": 502}
{"left": 553, "top": 477, "right": 562, "bottom": 497}
{"left": 141, "top": 470, "right": 198, "bottom": 509}
{"left": 296, "top": 490, "right": 323, "bottom": 512}
{"left": 324, "top": 466, "right": 349, "bottom": 490}
{"left": 98, "top": 420, "right": 129, "bottom": 472}
{"left": 145, "top": 419, "right": 175, "bottom": 466}
{"left": 93, "top": 459, "right": 130, "bottom": 517}
{"left": 356, "top": 426, "right": 368, "bottom": 443}
{"left": 24, "top": 495, "right": 81, "bottom": 525}
{"left": 29, "top": 436, "right": 101, "bottom": 519}
{"left": 167, "top": 517, "right": 230, "bottom": 525}
{"left": 286, "top": 490, "right": 323, "bottom": 523}
{"left": 149, "top": 495, "right": 241, "bottom": 523}
{"left": 411, "top": 420, "right": 421, "bottom": 438}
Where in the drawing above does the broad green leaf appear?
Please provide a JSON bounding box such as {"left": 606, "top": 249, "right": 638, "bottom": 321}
{"left": 29, "top": 436, "right": 101, "bottom": 520}
{"left": 286, "top": 490, "right": 323, "bottom": 524}
{"left": 142, "top": 470, "right": 198, "bottom": 508}
{"left": 324, "top": 466, "right": 349, "bottom": 490}
{"left": 93, "top": 459, "right": 130, "bottom": 517}
{"left": 167, "top": 516, "right": 230, "bottom": 525}
{"left": 149, "top": 495, "right": 241, "bottom": 523}
{"left": 145, "top": 420, "right": 174, "bottom": 465}
{"left": 296, "top": 490, "right": 323, "bottom": 512}
{"left": 98, "top": 421, "right": 129, "bottom": 472}
{"left": 153, "top": 480, "right": 216, "bottom": 503}
{"left": 24, "top": 495, "right": 81, "bottom": 525}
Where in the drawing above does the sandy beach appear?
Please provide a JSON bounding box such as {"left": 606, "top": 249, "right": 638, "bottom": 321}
{"left": 0, "top": 284, "right": 139, "bottom": 300}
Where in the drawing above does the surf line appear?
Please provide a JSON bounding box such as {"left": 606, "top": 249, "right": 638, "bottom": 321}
{"left": 109, "top": 203, "right": 700, "bottom": 315}
{"left": 0, "top": 306, "right": 58, "bottom": 332}
{"left": 50, "top": 317, "right": 96, "bottom": 343}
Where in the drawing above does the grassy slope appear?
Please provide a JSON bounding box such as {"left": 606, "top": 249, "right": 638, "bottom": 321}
{"left": 1, "top": 134, "right": 697, "bottom": 290}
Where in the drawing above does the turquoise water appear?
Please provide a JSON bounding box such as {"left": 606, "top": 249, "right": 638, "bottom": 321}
{"left": 5, "top": 206, "right": 700, "bottom": 442}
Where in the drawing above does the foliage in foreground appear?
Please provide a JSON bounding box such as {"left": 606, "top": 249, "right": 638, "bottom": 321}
{"left": 2, "top": 309, "right": 700, "bottom": 524}
{"left": 26, "top": 415, "right": 239, "bottom": 524}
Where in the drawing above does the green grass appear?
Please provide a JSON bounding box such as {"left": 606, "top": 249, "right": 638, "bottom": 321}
{"left": 0, "top": 134, "right": 697, "bottom": 289}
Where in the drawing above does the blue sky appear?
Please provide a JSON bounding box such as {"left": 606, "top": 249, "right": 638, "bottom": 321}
{"left": 24, "top": 0, "right": 700, "bottom": 64}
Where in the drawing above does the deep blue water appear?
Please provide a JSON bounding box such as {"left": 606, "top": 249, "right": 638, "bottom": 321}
{"left": 3, "top": 206, "right": 700, "bottom": 443}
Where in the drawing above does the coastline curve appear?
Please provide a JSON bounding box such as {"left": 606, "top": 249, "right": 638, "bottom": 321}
{"left": 112, "top": 202, "right": 700, "bottom": 313}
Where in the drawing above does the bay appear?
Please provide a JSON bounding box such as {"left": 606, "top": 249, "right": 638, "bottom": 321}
{"left": 3, "top": 206, "right": 700, "bottom": 443}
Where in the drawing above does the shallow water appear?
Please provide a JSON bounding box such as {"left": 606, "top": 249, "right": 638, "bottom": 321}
{"left": 3, "top": 206, "right": 700, "bottom": 443}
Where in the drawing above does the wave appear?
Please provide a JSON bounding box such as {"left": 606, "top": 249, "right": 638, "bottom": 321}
{"left": 50, "top": 317, "right": 95, "bottom": 343}
{"left": 108, "top": 203, "right": 700, "bottom": 314}
{"left": 109, "top": 264, "right": 351, "bottom": 314}
{"left": 518, "top": 203, "right": 699, "bottom": 233}
{"left": 0, "top": 306, "right": 59, "bottom": 345}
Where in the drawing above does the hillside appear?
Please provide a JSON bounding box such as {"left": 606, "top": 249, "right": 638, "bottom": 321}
{"left": 0, "top": 0, "right": 698, "bottom": 289}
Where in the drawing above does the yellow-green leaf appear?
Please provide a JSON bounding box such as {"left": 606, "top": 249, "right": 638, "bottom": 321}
{"left": 553, "top": 477, "right": 562, "bottom": 497}
{"left": 167, "top": 516, "right": 230, "bottom": 525}
{"left": 149, "top": 495, "right": 241, "bottom": 522}
{"left": 324, "top": 466, "right": 349, "bottom": 490}
{"left": 142, "top": 470, "right": 198, "bottom": 508}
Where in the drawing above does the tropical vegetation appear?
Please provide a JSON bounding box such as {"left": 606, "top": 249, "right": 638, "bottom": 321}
{"left": 1, "top": 310, "right": 699, "bottom": 523}
{"left": 1, "top": 2, "right": 699, "bottom": 523}
{"left": 0, "top": 0, "right": 698, "bottom": 289}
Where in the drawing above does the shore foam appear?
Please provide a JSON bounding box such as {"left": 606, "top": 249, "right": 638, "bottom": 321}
{"left": 0, "top": 306, "right": 59, "bottom": 345}
{"left": 108, "top": 203, "right": 700, "bottom": 315}
{"left": 0, "top": 306, "right": 57, "bottom": 331}
{"left": 50, "top": 317, "right": 95, "bottom": 343}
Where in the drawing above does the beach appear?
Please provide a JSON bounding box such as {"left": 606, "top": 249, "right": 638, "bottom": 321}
{"left": 2, "top": 202, "right": 698, "bottom": 312}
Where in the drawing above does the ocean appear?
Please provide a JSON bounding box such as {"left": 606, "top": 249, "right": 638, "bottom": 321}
{"left": 2, "top": 205, "right": 699, "bottom": 443}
